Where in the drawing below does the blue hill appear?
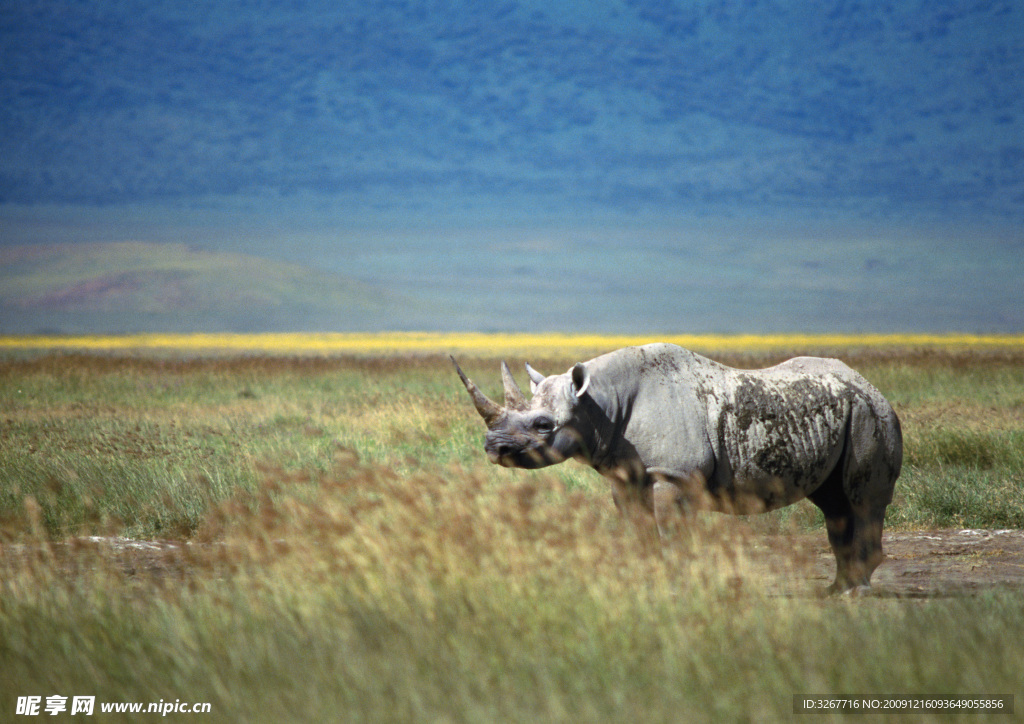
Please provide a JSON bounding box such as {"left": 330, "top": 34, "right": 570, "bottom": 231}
{"left": 2, "top": 0, "right": 1022, "bottom": 223}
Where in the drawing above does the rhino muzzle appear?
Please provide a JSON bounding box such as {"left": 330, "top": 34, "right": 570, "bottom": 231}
{"left": 484, "top": 429, "right": 563, "bottom": 468}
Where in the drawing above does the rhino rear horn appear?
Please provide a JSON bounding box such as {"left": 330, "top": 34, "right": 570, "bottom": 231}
{"left": 501, "top": 360, "right": 529, "bottom": 411}
{"left": 525, "top": 362, "right": 546, "bottom": 393}
{"left": 451, "top": 356, "right": 504, "bottom": 426}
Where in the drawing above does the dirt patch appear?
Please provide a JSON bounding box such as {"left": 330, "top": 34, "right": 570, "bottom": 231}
{"left": 756, "top": 528, "right": 1024, "bottom": 598}
{"left": 877, "top": 529, "right": 1024, "bottom": 597}
{"left": 0, "top": 536, "right": 206, "bottom": 585}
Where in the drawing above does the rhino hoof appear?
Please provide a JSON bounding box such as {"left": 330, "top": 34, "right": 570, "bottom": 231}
{"left": 827, "top": 582, "right": 873, "bottom": 597}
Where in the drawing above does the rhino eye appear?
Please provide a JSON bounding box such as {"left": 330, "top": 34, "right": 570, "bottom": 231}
{"left": 532, "top": 416, "right": 556, "bottom": 434}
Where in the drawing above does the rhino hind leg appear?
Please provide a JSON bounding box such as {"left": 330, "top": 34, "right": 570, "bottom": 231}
{"left": 807, "top": 463, "right": 889, "bottom": 595}
{"left": 806, "top": 394, "right": 900, "bottom": 594}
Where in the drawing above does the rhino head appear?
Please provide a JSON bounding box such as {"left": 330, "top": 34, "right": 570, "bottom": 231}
{"left": 451, "top": 357, "right": 591, "bottom": 469}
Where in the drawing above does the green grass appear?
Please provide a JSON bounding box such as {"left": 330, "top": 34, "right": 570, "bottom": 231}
{"left": 5, "top": 350, "right": 1022, "bottom": 538}
{"left": 1, "top": 349, "right": 1023, "bottom": 722}
{"left": 0, "top": 355, "right": 602, "bottom": 538}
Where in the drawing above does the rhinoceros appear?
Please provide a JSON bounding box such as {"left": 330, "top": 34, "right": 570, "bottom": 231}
{"left": 452, "top": 343, "right": 902, "bottom": 593}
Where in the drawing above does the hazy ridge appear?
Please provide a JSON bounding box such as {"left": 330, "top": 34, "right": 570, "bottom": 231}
{"left": 2, "top": 229, "right": 1021, "bottom": 335}
{"left": 0, "top": 241, "right": 416, "bottom": 334}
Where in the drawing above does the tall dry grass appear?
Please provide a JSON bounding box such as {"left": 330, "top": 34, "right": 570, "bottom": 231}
{"left": 3, "top": 457, "right": 1022, "bottom": 722}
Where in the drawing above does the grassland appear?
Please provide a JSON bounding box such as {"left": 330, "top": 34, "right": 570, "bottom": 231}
{"left": 2, "top": 339, "right": 1023, "bottom": 721}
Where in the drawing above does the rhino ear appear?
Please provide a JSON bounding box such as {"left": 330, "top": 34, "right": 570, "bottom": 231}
{"left": 571, "top": 363, "right": 590, "bottom": 398}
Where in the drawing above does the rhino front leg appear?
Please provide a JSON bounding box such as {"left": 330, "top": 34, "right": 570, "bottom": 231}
{"left": 648, "top": 468, "right": 713, "bottom": 539}
{"left": 606, "top": 468, "right": 660, "bottom": 551}
{"left": 652, "top": 479, "right": 685, "bottom": 538}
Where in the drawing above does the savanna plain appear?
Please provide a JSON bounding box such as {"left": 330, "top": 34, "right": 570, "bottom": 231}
{"left": 2, "top": 336, "right": 1024, "bottom": 722}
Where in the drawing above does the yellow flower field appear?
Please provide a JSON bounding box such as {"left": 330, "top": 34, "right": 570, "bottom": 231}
{"left": 1, "top": 331, "right": 1023, "bottom": 356}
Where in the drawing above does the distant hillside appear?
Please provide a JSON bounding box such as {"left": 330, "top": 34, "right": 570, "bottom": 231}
{"left": 0, "top": 242, "right": 414, "bottom": 334}
{"left": 1, "top": 1, "right": 1021, "bottom": 223}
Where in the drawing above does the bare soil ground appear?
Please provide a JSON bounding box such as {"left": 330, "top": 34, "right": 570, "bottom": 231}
{"left": 759, "top": 528, "right": 1024, "bottom": 598}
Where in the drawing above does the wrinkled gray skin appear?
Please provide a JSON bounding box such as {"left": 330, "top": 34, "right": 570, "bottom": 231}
{"left": 452, "top": 343, "right": 902, "bottom": 594}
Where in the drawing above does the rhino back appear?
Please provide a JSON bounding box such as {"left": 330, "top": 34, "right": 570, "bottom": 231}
{"left": 582, "top": 346, "right": 890, "bottom": 506}
{"left": 706, "top": 357, "right": 859, "bottom": 505}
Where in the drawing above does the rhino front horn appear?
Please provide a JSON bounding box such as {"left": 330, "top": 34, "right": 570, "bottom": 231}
{"left": 450, "top": 356, "right": 504, "bottom": 427}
